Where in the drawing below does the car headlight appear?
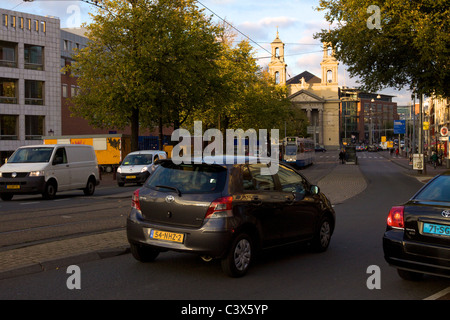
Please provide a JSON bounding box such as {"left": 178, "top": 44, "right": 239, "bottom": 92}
{"left": 141, "top": 166, "right": 148, "bottom": 173}
{"left": 0, "top": 172, "right": 2, "bottom": 178}
{"left": 29, "top": 170, "right": 44, "bottom": 177}
{"left": 116, "top": 167, "right": 122, "bottom": 173}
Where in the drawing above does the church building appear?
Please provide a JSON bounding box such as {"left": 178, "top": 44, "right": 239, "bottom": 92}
{"left": 268, "top": 33, "right": 341, "bottom": 149}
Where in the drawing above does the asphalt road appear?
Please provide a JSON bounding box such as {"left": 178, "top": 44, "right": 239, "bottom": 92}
{"left": 1, "top": 152, "right": 449, "bottom": 304}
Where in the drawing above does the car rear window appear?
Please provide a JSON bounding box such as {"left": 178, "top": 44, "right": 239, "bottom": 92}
{"left": 146, "top": 161, "right": 227, "bottom": 194}
{"left": 413, "top": 175, "right": 450, "bottom": 202}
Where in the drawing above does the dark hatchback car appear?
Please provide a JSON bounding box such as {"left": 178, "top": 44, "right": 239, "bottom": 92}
{"left": 383, "top": 172, "right": 450, "bottom": 280}
{"left": 127, "top": 157, "right": 335, "bottom": 277}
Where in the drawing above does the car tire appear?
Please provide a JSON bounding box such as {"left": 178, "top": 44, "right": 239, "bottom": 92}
{"left": 397, "top": 269, "right": 423, "bottom": 281}
{"left": 42, "top": 181, "right": 57, "bottom": 200}
{"left": 130, "top": 243, "right": 160, "bottom": 262}
{"left": 311, "top": 215, "right": 332, "bottom": 252}
{"left": 0, "top": 193, "right": 13, "bottom": 201}
{"left": 83, "top": 177, "right": 96, "bottom": 196}
{"left": 221, "top": 233, "right": 253, "bottom": 278}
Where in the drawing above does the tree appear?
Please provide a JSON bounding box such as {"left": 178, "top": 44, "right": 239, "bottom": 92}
{"left": 314, "top": 0, "right": 450, "bottom": 97}
{"left": 68, "top": 0, "right": 224, "bottom": 151}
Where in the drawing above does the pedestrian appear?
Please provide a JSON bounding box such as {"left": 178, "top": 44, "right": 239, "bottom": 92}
{"left": 431, "top": 151, "right": 438, "bottom": 169}
{"left": 395, "top": 148, "right": 399, "bottom": 158}
{"left": 390, "top": 148, "right": 393, "bottom": 157}
{"left": 339, "top": 149, "right": 345, "bottom": 164}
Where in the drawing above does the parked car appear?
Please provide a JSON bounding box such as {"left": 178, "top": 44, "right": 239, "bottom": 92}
{"left": 367, "top": 145, "right": 378, "bottom": 152}
{"left": 127, "top": 156, "right": 336, "bottom": 277}
{"left": 116, "top": 150, "right": 167, "bottom": 186}
{"left": 383, "top": 172, "right": 450, "bottom": 280}
{"left": 356, "top": 145, "right": 365, "bottom": 152}
{"left": 315, "top": 145, "right": 326, "bottom": 152}
{"left": 0, "top": 144, "right": 99, "bottom": 201}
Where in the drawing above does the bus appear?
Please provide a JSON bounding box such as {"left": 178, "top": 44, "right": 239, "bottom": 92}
{"left": 282, "top": 137, "right": 315, "bottom": 168}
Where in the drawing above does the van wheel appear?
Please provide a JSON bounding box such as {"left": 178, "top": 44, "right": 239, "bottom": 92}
{"left": 221, "top": 233, "right": 253, "bottom": 277}
{"left": 42, "top": 181, "right": 57, "bottom": 200}
{"left": 0, "top": 193, "right": 13, "bottom": 201}
{"left": 83, "top": 177, "right": 96, "bottom": 196}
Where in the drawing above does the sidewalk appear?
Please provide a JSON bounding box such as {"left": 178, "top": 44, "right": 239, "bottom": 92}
{"left": 380, "top": 151, "right": 449, "bottom": 183}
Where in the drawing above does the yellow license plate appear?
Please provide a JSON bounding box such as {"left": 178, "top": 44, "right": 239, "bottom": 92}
{"left": 6, "top": 185, "right": 20, "bottom": 189}
{"left": 126, "top": 175, "right": 136, "bottom": 179}
{"left": 150, "top": 229, "right": 184, "bottom": 243}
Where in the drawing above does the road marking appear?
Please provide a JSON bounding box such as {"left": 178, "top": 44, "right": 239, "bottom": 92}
{"left": 424, "top": 286, "right": 450, "bottom": 300}
{"left": 20, "top": 202, "right": 40, "bottom": 205}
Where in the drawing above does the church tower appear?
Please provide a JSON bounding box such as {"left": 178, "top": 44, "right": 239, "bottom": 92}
{"left": 320, "top": 42, "right": 338, "bottom": 85}
{"left": 268, "top": 30, "right": 287, "bottom": 85}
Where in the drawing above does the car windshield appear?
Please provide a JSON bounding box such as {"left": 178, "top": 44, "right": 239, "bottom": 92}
{"left": 122, "top": 154, "right": 153, "bottom": 166}
{"left": 7, "top": 147, "right": 54, "bottom": 163}
{"left": 413, "top": 175, "right": 450, "bottom": 202}
{"left": 146, "top": 161, "right": 227, "bottom": 194}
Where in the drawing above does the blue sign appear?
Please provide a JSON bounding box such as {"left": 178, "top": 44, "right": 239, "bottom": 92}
{"left": 394, "top": 120, "right": 406, "bottom": 134}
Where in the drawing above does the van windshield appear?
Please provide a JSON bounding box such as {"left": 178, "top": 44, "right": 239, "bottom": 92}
{"left": 122, "top": 154, "right": 153, "bottom": 166}
{"left": 8, "top": 147, "right": 54, "bottom": 163}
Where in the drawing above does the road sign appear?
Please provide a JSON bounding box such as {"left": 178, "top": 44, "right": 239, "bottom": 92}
{"left": 441, "top": 126, "right": 448, "bottom": 137}
{"left": 423, "top": 121, "right": 429, "bottom": 131}
{"left": 394, "top": 120, "right": 406, "bottom": 134}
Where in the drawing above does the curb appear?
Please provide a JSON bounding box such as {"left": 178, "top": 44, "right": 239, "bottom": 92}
{"left": 0, "top": 246, "right": 130, "bottom": 280}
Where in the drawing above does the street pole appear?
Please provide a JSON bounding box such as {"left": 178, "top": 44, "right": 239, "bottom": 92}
{"left": 419, "top": 94, "right": 427, "bottom": 175}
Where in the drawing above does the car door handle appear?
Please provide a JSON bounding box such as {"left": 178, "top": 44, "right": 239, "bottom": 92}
{"left": 285, "top": 196, "right": 294, "bottom": 204}
{"left": 251, "top": 197, "right": 262, "bottom": 206}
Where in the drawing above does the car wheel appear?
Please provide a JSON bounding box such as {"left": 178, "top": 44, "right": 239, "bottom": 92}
{"left": 397, "top": 269, "right": 423, "bottom": 281}
{"left": 42, "top": 181, "right": 57, "bottom": 200}
{"left": 130, "top": 243, "right": 160, "bottom": 262}
{"left": 83, "top": 177, "right": 96, "bottom": 196}
{"left": 0, "top": 193, "right": 13, "bottom": 201}
{"left": 221, "top": 233, "right": 252, "bottom": 277}
{"left": 311, "top": 216, "right": 332, "bottom": 252}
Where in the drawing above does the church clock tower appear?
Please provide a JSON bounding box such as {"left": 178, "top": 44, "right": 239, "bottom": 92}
{"left": 320, "top": 42, "right": 339, "bottom": 85}
{"left": 268, "top": 30, "right": 287, "bottom": 85}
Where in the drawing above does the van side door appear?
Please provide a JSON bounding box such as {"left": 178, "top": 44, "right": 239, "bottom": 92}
{"left": 51, "top": 147, "right": 70, "bottom": 191}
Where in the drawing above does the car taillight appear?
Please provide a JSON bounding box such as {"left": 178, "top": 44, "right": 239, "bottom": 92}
{"left": 132, "top": 189, "right": 141, "bottom": 211}
{"left": 387, "top": 206, "right": 404, "bottom": 229}
{"left": 205, "top": 196, "right": 233, "bottom": 219}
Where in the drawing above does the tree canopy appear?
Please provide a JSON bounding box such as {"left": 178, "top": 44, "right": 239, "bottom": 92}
{"left": 68, "top": 0, "right": 304, "bottom": 151}
{"left": 314, "top": 0, "right": 450, "bottom": 97}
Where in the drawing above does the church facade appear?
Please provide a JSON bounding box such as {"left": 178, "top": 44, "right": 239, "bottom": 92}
{"left": 269, "top": 34, "right": 340, "bottom": 149}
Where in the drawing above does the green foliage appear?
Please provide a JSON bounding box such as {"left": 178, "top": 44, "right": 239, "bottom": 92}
{"left": 315, "top": 0, "right": 450, "bottom": 97}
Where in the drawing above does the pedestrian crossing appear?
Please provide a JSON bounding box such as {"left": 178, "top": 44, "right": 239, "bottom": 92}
{"left": 316, "top": 154, "right": 386, "bottom": 161}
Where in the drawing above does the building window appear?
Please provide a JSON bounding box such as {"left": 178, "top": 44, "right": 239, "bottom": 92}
{"left": 25, "top": 80, "right": 44, "bottom": 105}
{"left": 34, "top": 19, "right": 39, "bottom": 32}
{"left": 0, "top": 78, "right": 18, "bottom": 104}
{"left": 24, "top": 44, "right": 44, "bottom": 70}
{"left": 25, "top": 115, "right": 45, "bottom": 140}
{"left": 10, "top": 16, "right": 16, "bottom": 28}
{"left": 71, "top": 85, "right": 76, "bottom": 97}
{"left": 0, "top": 41, "right": 17, "bottom": 68}
{"left": 27, "top": 18, "right": 31, "bottom": 31}
{"left": 40, "top": 21, "right": 46, "bottom": 33}
{"left": 19, "top": 17, "right": 24, "bottom": 29}
{"left": 62, "top": 84, "right": 67, "bottom": 98}
{"left": 2, "top": 14, "right": 7, "bottom": 28}
{"left": 0, "top": 114, "right": 18, "bottom": 140}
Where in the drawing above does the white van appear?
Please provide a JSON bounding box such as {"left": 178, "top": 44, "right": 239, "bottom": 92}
{"left": 0, "top": 144, "right": 99, "bottom": 201}
{"left": 116, "top": 150, "right": 166, "bottom": 186}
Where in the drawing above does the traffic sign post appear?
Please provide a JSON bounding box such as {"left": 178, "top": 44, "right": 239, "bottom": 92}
{"left": 442, "top": 127, "right": 450, "bottom": 169}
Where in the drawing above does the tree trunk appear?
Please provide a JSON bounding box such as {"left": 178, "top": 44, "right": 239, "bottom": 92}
{"left": 131, "top": 107, "right": 139, "bottom": 152}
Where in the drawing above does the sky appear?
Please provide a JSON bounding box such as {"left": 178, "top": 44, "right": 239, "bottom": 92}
{"left": 2, "top": 0, "right": 411, "bottom": 104}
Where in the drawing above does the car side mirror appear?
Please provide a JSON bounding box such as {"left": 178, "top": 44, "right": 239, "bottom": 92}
{"left": 310, "top": 185, "right": 320, "bottom": 195}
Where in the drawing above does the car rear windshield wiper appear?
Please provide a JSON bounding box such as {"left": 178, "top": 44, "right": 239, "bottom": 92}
{"left": 155, "top": 185, "right": 182, "bottom": 196}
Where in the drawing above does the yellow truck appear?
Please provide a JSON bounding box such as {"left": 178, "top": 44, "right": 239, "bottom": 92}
{"left": 43, "top": 134, "right": 131, "bottom": 173}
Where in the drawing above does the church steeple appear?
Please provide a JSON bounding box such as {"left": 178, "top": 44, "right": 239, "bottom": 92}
{"left": 320, "top": 42, "right": 339, "bottom": 85}
{"left": 268, "top": 29, "right": 287, "bottom": 85}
